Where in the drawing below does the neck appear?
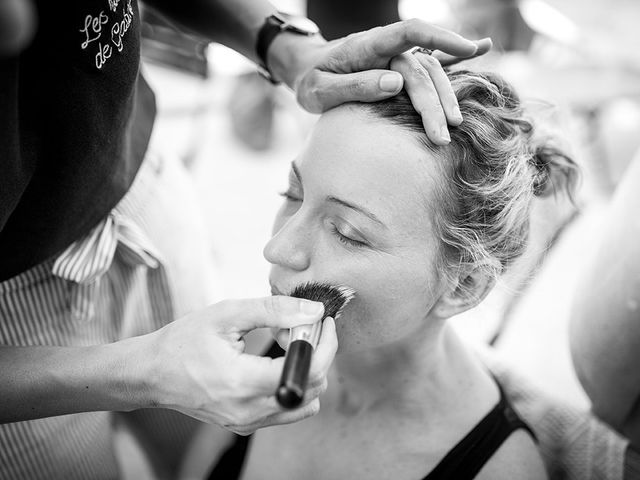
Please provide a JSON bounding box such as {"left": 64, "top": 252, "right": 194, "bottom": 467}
{"left": 332, "top": 322, "right": 461, "bottom": 415}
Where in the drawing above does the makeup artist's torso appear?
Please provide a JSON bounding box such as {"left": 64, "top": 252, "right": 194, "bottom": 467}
{"left": 239, "top": 343, "right": 546, "bottom": 480}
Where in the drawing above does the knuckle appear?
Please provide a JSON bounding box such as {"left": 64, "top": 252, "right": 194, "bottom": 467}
{"left": 340, "top": 36, "right": 358, "bottom": 53}
{"left": 403, "top": 18, "right": 423, "bottom": 40}
{"left": 348, "top": 78, "right": 369, "bottom": 96}
{"left": 410, "top": 64, "right": 428, "bottom": 80}
{"left": 421, "top": 53, "right": 439, "bottom": 68}
{"left": 296, "top": 73, "right": 324, "bottom": 114}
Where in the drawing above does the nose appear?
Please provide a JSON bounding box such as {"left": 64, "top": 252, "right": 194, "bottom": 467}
{"left": 263, "top": 212, "right": 312, "bottom": 272}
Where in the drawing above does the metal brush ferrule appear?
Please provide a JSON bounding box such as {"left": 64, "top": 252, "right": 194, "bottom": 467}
{"left": 289, "top": 321, "right": 322, "bottom": 349}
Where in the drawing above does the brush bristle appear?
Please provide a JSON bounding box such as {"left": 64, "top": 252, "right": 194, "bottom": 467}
{"left": 289, "top": 282, "right": 355, "bottom": 320}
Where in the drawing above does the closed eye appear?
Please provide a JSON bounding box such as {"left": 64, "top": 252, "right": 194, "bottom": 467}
{"left": 330, "top": 223, "right": 368, "bottom": 248}
{"left": 279, "top": 190, "right": 302, "bottom": 202}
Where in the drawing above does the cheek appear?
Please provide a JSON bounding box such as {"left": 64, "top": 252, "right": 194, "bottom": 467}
{"left": 333, "top": 251, "right": 438, "bottom": 351}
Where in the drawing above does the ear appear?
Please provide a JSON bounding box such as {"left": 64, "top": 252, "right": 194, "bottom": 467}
{"left": 431, "top": 266, "right": 496, "bottom": 319}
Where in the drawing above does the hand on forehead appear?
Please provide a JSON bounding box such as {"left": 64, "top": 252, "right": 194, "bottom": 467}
{"left": 293, "top": 20, "right": 492, "bottom": 144}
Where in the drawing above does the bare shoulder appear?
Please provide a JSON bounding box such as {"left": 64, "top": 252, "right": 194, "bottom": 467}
{"left": 475, "top": 430, "right": 548, "bottom": 480}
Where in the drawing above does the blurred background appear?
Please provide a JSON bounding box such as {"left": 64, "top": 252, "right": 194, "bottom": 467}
{"left": 120, "top": 0, "right": 640, "bottom": 475}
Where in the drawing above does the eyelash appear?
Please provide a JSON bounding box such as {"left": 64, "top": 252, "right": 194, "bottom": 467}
{"left": 329, "top": 223, "right": 367, "bottom": 248}
{"left": 279, "top": 190, "right": 301, "bottom": 202}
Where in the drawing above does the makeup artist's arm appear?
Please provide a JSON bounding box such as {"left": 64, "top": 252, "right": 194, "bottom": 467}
{"left": 142, "top": 0, "right": 490, "bottom": 145}
{"left": 0, "top": 296, "right": 336, "bottom": 434}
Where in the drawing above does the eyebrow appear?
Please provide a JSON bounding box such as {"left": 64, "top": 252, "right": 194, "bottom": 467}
{"left": 326, "top": 196, "right": 387, "bottom": 228}
{"left": 291, "top": 161, "right": 387, "bottom": 228}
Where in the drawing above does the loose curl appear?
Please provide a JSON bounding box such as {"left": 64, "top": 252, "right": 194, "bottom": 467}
{"left": 364, "top": 70, "right": 579, "bottom": 281}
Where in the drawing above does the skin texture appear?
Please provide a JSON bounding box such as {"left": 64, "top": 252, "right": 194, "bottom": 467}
{"left": 251, "top": 105, "right": 547, "bottom": 479}
{"left": 265, "top": 106, "right": 446, "bottom": 354}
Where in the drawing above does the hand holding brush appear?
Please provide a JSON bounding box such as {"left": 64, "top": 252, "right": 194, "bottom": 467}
{"left": 276, "top": 282, "right": 355, "bottom": 409}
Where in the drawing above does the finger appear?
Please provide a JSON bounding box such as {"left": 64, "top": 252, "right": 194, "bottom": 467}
{"left": 274, "top": 328, "right": 290, "bottom": 350}
{"left": 390, "top": 53, "right": 450, "bottom": 145}
{"left": 304, "top": 376, "right": 328, "bottom": 401}
{"left": 215, "top": 296, "right": 324, "bottom": 335}
{"left": 413, "top": 51, "right": 463, "bottom": 126}
{"left": 260, "top": 397, "right": 321, "bottom": 430}
{"left": 358, "top": 19, "right": 478, "bottom": 61}
{"left": 433, "top": 37, "right": 492, "bottom": 67}
{"left": 308, "top": 317, "right": 338, "bottom": 384}
{"left": 297, "top": 69, "right": 403, "bottom": 113}
{"left": 230, "top": 395, "right": 322, "bottom": 435}
{"left": 239, "top": 354, "right": 285, "bottom": 392}
{"left": 269, "top": 327, "right": 290, "bottom": 350}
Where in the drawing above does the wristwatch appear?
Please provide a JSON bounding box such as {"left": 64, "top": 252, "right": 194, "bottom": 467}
{"left": 255, "top": 12, "right": 321, "bottom": 84}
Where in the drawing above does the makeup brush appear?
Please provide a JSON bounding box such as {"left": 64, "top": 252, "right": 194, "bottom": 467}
{"left": 276, "top": 282, "right": 355, "bottom": 409}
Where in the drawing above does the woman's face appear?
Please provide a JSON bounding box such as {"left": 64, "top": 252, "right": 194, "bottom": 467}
{"left": 264, "top": 105, "right": 448, "bottom": 353}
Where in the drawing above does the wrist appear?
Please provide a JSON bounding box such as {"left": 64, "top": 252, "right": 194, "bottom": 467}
{"left": 267, "top": 31, "right": 326, "bottom": 88}
{"left": 104, "top": 334, "right": 159, "bottom": 410}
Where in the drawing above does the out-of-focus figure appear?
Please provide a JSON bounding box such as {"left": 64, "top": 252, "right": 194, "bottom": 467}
{"left": 569, "top": 146, "right": 640, "bottom": 449}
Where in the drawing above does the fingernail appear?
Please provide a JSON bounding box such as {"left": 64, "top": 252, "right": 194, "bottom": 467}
{"left": 379, "top": 73, "right": 402, "bottom": 92}
{"left": 300, "top": 299, "right": 324, "bottom": 316}
{"left": 441, "top": 126, "right": 451, "bottom": 143}
{"left": 465, "top": 39, "right": 478, "bottom": 53}
{"left": 452, "top": 107, "right": 463, "bottom": 123}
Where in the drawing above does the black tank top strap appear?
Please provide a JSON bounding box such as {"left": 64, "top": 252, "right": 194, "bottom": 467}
{"left": 207, "top": 434, "right": 251, "bottom": 479}
{"left": 423, "top": 380, "right": 535, "bottom": 480}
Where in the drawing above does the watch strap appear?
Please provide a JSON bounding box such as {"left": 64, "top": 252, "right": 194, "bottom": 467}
{"left": 255, "top": 13, "right": 320, "bottom": 84}
{"left": 256, "top": 15, "right": 283, "bottom": 76}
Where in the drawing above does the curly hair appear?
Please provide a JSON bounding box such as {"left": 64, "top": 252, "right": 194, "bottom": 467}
{"left": 364, "top": 70, "right": 579, "bottom": 281}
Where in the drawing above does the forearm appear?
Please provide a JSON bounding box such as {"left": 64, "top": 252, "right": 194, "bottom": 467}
{"left": 142, "top": 0, "right": 326, "bottom": 88}
{"left": 0, "top": 336, "right": 152, "bottom": 423}
{"left": 142, "top": 0, "right": 276, "bottom": 63}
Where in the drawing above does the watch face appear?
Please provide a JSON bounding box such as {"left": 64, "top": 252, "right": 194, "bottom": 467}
{"left": 276, "top": 12, "right": 320, "bottom": 35}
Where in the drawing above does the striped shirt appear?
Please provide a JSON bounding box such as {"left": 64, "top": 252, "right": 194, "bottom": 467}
{"left": 0, "top": 152, "right": 196, "bottom": 479}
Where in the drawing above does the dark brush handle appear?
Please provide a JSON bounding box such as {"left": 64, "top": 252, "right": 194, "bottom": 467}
{"left": 276, "top": 340, "right": 313, "bottom": 409}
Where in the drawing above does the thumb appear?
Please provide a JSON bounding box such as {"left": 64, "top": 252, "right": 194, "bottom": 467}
{"left": 297, "top": 69, "right": 404, "bottom": 113}
{"left": 214, "top": 296, "right": 325, "bottom": 336}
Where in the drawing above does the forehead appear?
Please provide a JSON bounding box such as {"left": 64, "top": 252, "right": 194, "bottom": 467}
{"left": 299, "top": 105, "right": 442, "bottom": 231}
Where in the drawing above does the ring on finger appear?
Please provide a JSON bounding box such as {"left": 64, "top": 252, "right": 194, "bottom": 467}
{"left": 410, "top": 47, "right": 433, "bottom": 56}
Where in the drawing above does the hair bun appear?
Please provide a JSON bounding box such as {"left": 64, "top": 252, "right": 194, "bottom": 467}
{"left": 531, "top": 144, "right": 578, "bottom": 198}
